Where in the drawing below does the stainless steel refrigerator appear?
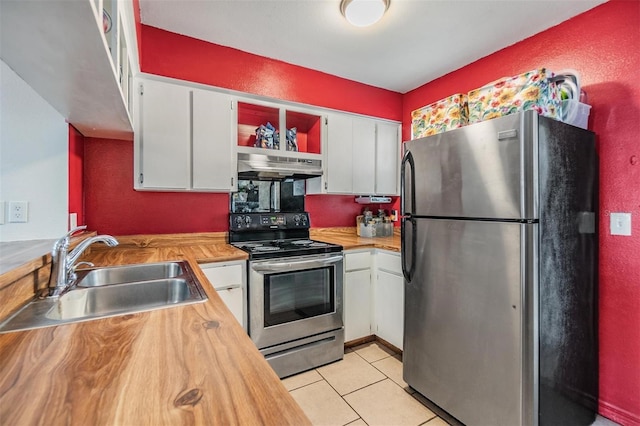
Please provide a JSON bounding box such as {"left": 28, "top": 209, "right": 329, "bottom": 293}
{"left": 401, "top": 110, "right": 598, "bottom": 426}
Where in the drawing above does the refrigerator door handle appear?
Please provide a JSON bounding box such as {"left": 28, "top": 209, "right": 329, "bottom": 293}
{"left": 401, "top": 215, "right": 416, "bottom": 281}
{"left": 400, "top": 150, "right": 415, "bottom": 217}
{"left": 401, "top": 150, "right": 416, "bottom": 282}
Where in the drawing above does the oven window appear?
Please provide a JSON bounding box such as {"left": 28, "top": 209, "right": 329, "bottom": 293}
{"left": 264, "top": 267, "right": 334, "bottom": 327}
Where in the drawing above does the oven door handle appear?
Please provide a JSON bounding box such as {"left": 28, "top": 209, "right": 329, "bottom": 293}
{"left": 251, "top": 255, "right": 343, "bottom": 273}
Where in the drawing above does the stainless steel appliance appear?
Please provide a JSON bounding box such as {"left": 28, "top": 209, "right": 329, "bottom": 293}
{"left": 237, "top": 152, "right": 323, "bottom": 180}
{"left": 401, "top": 111, "right": 598, "bottom": 426}
{"left": 229, "top": 212, "right": 344, "bottom": 378}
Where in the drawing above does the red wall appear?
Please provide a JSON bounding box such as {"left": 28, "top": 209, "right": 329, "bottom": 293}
{"left": 403, "top": 2, "right": 640, "bottom": 424}
{"left": 68, "top": 125, "right": 84, "bottom": 228}
{"left": 84, "top": 138, "right": 229, "bottom": 235}
{"left": 140, "top": 25, "right": 402, "bottom": 121}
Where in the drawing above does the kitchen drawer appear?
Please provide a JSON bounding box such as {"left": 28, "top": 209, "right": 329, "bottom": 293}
{"left": 345, "top": 251, "right": 372, "bottom": 271}
{"left": 200, "top": 262, "right": 244, "bottom": 289}
{"left": 376, "top": 250, "right": 402, "bottom": 275}
{"left": 216, "top": 286, "right": 244, "bottom": 326}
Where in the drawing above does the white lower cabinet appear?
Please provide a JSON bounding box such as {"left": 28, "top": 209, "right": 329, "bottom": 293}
{"left": 199, "top": 260, "right": 246, "bottom": 330}
{"left": 343, "top": 249, "right": 404, "bottom": 349}
{"left": 344, "top": 250, "right": 372, "bottom": 342}
{"left": 373, "top": 250, "right": 404, "bottom": 350}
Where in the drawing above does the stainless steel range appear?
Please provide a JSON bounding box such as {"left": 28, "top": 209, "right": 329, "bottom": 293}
{"left": 229, "top": 212, "right": 344, "bottom": 378}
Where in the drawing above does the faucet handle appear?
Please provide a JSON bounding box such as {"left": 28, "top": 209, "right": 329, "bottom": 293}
{"left": 67, "top": 225, "right": 88, "bottom": 237}
{"left": 52, "top": 225, "right": 88, "bottom": 254}
{"left": 73, "top": 261, "right": 95, "bottom": 270}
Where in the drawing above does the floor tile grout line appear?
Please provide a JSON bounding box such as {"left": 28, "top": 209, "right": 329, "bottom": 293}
{"left": 418, "top": 415, "right": 440, "bottom": 426}
{"left": 351, "top": 345, "right": 395, "bottom": 364}
{"left": 283, "top": 377, "right": 324, "bottom": 392}
{"left": 344, "top": 418, "right": 368, "bottom": 426}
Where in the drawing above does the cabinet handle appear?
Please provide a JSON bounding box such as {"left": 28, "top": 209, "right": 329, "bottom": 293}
{"left": 139, "top": 173, "right": 144, "bottom": 184}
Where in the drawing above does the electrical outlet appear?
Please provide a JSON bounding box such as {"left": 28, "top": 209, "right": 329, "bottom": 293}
{"left": 8, "top": 201, "right": 28, "bottom": 223}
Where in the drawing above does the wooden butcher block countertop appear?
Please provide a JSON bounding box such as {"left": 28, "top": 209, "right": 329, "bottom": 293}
{"left": 0, "top": 228, "right": 399, "bottom": 425}
{"left": 0, "top": 233, "right": 310, "bottom": 426}
{"left": 311, "top": 227, "right": 401, "bottom": 252}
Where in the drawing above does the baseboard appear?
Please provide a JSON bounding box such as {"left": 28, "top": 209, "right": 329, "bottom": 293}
{"left": 344, "top": 335, "right": 376, "bottom": 349}
{"left": 344, "top": 334, "right": 403, "bottom": 357}
{"left": 599, "top": 400, "right": 640, "bottom": 426}
{"left": 373, "top": 336, "right": 402, "bottom": 355}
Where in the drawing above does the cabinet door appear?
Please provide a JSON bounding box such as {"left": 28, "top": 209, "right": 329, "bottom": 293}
{"left": 375, "top": 121, "right": 400, "bottom": 195}
{"left": 345, "top": 269, "right": 372, "bottom": 342}
{"left": 201, "top": 262, "right": 245, "bottom": 329}
{"left": 216, "top": 287, "right": 244, "bottom": 327}
{"left": 192, "top": 89, "right": 233, "bottom": 191}
{"left": 326, "top": 113, "right": 353, "bottom": 193}
{"left": 139, "top": 79, "right": 190, "bottom": 189}
{"left": 375, "top": 269, "right": 404, "bottom": 350}
{"left": 352, "top": 117, "right": 376, "bottom": 194}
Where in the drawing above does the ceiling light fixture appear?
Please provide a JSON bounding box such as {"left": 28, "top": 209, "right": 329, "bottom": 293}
{"left": 340, "top": 0, "right": 390, "bottom": 27}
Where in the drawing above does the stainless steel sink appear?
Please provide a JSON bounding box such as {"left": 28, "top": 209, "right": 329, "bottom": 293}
{"left": 75, "top": 262, "right": 184, "bottom": 287}
{"left": 0, "top": 261, "right": 207, "bottom": 333}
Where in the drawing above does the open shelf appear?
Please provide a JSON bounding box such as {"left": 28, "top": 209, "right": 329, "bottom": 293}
{"left": 286, "top": 110, "right": 322, "bottom": 154}
{"left": 237, "top": 102, "right": 280, "bottom": 149}
{"left": 237, "top": 101, "right": 323, "bottom": 155}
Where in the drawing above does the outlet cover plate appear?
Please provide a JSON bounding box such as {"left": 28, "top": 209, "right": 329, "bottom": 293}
{"left": 8, "top": 201, "right": 28, "bottom": 223}
{"left": 610, "top": 212, "right": 632, "bottom": 236}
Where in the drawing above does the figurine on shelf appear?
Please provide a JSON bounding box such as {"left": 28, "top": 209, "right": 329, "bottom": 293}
{"left": 255, "top": 122, "right": 279, "bottom": 149}
{"left": 286, "top": 127, "right": 298, "bottom": 151}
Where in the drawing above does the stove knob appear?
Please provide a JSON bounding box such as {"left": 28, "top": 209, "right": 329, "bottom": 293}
{"left": 293, "top": 214, "right": 301, "bottom": 225}
{"left": 234, "top": 216, "right": 244, "bottom": 228}
{"left": 244, "top": 216, "right": 252, "bottom": 226}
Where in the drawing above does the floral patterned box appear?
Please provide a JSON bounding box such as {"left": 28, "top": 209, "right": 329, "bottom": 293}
{"left": 411, "top": 93, "right": 469, "bottom": 139}
{"left": 467, "top": 68, "right": 561, "bottom": 124}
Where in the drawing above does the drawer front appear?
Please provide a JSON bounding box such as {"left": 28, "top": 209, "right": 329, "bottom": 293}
{"left": 217, "top": 287, "right": 244, "bottom": 326}
{"left": 201, "top": 263, "right": 244, "bottom": 289}
{"left": 345, "top": 251, "right": 371, "bottom": 271}
{"left": 377, "top": 250, "right": 402, "bottom": 275}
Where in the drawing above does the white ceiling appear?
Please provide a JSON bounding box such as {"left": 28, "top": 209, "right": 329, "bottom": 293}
{"left": 140, "top": 0, "right": 606, "bottom": 93}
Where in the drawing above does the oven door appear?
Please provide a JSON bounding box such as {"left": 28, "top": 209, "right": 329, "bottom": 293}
{"left": 249, "top": 253, "right": 344, "bottom": 349}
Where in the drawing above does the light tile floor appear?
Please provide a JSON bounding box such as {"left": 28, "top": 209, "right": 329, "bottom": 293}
{"left": 282, "top": 341, "right": 443, "bottom": 426}
{"left": 282, "top": 341, "right": 621, "bottom": 426}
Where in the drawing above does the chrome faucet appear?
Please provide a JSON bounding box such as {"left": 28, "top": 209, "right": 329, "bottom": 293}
{"left": 48, "top": 226, "right": 119, "bottom": 297}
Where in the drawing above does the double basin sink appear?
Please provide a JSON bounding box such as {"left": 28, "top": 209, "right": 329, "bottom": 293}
{"left": 0, "top": 261, "right": 208, "bottom": 333}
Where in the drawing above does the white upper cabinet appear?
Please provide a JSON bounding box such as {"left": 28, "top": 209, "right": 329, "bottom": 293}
{"left": 308, "top": 112, "right": 400, "bottom": 195}
{"left": 352, "top": 117, "right": 377, "bottom": 194}
{"left": 375, "top": 121, "right": 401, "bottom": 196}
{"left": 193, "top": 89, "right": 235, "bottom": 191}
{"left": 134, "top": 76, "right": 235, "bottom": 192}
{"left": 0, "top": 0, "right": 136, "bottom": 139}
{"left": 137, "top": 79, "right": 191, "bottom": 189}
{"left": 324, "top": 113, "right": 355, "bottom": 194}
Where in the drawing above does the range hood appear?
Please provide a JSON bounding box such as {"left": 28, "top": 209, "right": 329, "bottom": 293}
{"left": 237, "top": 153, "right": 323, "bottom": 180}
